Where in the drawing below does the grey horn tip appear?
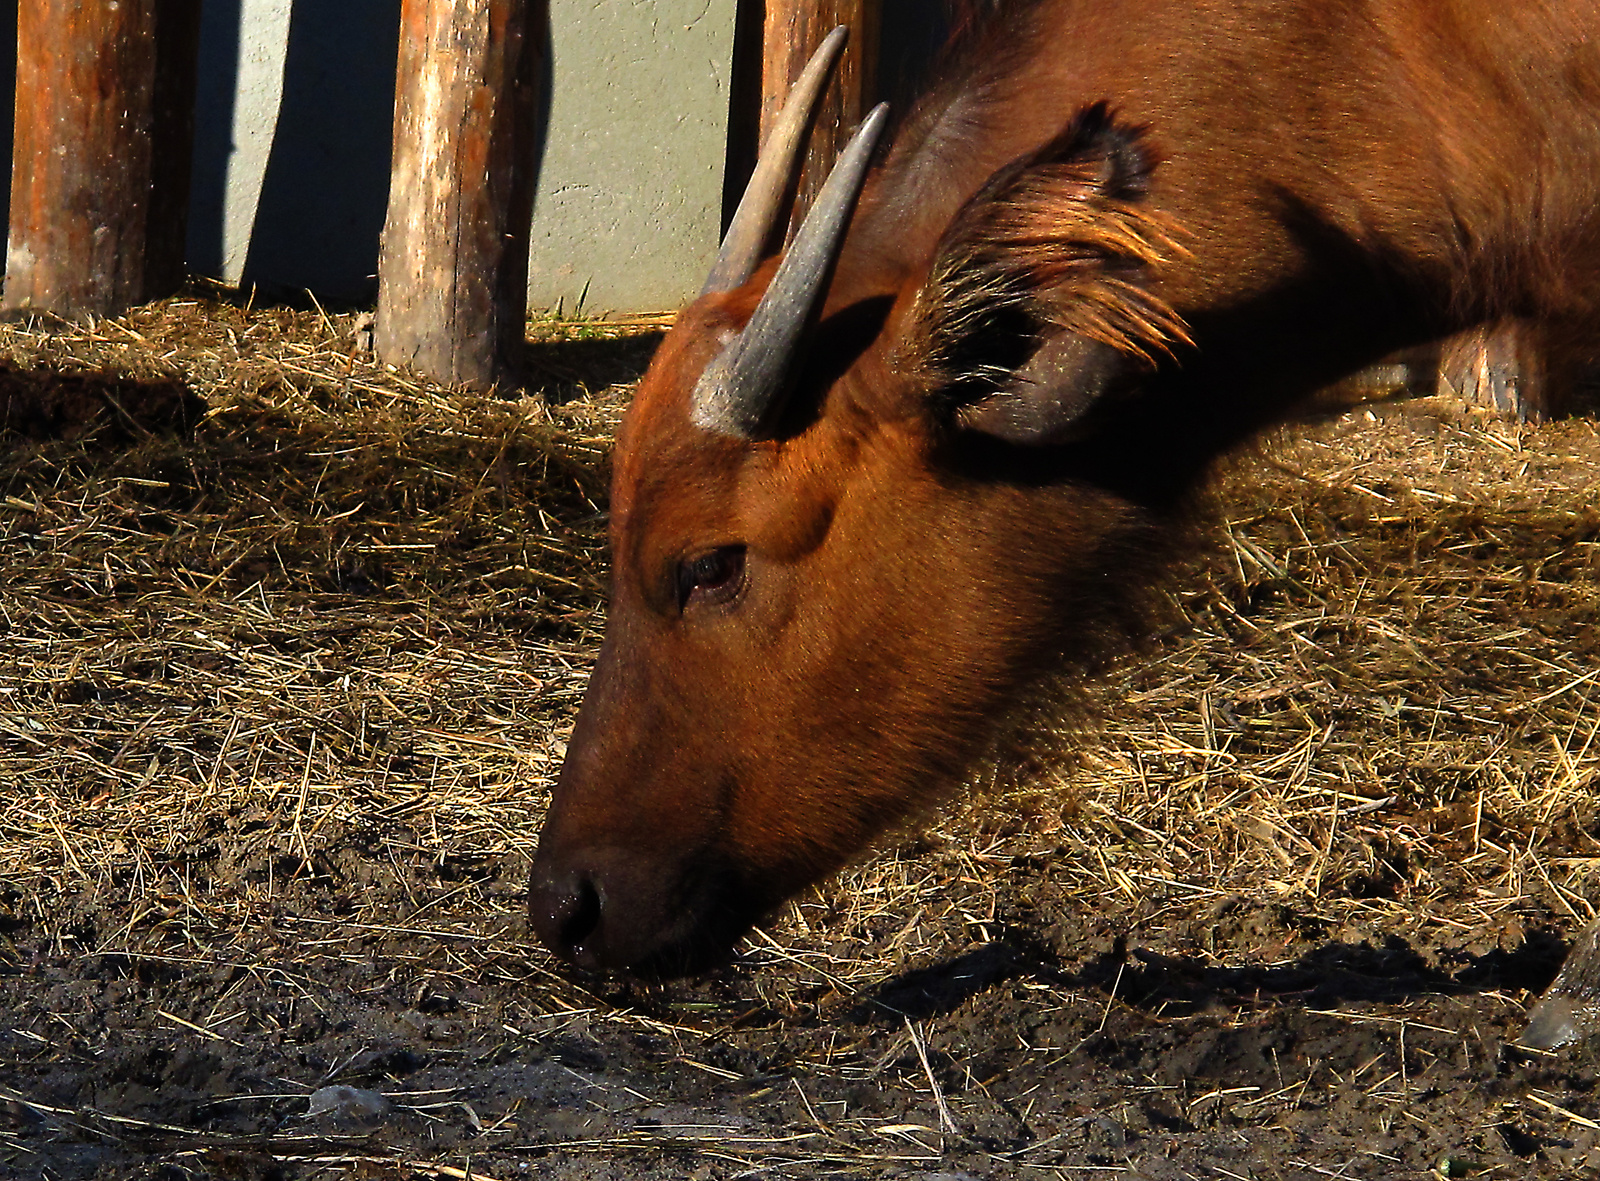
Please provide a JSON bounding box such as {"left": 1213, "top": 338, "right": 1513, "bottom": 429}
{"left": 691, "top": 99, "right": 892, "bottom": 441}
{"left": 701, "top": 26, "right": 854, "bottom": 297}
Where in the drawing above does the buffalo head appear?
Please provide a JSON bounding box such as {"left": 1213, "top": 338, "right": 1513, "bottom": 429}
{"left": 529, "top": 30, "right": 1190, "bottom": 974}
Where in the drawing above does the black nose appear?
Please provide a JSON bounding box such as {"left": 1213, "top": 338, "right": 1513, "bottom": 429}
{"left": 528, "top": 868, "right": 603, "bottom": 966}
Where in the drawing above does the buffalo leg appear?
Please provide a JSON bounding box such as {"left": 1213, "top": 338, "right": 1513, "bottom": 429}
{"left": 1436, "top": 319, "right": 1576, "bottom": 422}
{"left": 1521, "top": 916, "right": 1600, "bottom": 1050}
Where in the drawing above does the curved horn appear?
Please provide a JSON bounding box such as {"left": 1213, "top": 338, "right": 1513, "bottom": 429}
{"left": 692, "top": 103, "right": 891, "bottom": 439}
{"left": 702, "top": 26, "right": 850, "bottom": 296}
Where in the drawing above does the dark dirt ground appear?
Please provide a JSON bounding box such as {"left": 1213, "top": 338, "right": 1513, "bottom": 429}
{"left": 3, "top": 300, "right": 1600, "bottom": 1181}
{"left": 8, "top": 871, "right": 1599, "bottom": 1181}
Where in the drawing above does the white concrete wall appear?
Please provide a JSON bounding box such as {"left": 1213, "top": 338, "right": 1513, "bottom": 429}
{"left": 184, "top": 0, "right": 738, "bottom": 313}
{"left": 527, "top": 0, "right": 737, "bottom": 313}
{"left": 195, "top": 0, "right": 292, "bottom": 288}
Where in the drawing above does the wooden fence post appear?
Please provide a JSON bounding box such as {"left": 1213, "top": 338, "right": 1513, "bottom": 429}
{"left": 760, "top": 0, "right": 880, "bottom": 234}
{"left": 5, "top": 0, "right": 202, "bottom": 316}
{"left": 376, "top": 0, "right": 546, "bottom": 390}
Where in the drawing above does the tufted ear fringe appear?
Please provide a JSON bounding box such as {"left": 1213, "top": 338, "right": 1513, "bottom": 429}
{"left": 905, "top": 102, "right": 1192, "bottom": 407}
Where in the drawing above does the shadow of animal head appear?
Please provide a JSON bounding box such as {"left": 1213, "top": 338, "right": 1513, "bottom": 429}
{"left": 0, "top": 362, "right": 204, "bottom": 444}
{"left": 847, "top": 941, "right": 1047, "bottom": 1023}
{"left": 1075, "top": 929, "right": 1571, "bottom": 1020}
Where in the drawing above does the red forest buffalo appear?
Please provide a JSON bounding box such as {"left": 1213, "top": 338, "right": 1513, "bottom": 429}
{"left": 530, "top": 0, "right": 1600, "bottom": 974}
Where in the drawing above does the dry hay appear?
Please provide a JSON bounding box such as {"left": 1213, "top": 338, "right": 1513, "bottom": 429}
{"left": 2, "top": 292, "right": 1600, "bottom": 1178}
{"left": 0, "top": 298, "right": 632, "bottom": 867}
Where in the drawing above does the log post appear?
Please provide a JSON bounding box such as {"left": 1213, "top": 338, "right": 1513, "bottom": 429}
{"left": 760, "top": 0, "right": 880, "bottom": 235}
{"left": 5, "top": 0, "right": 202, "bottom": 316}
{"left": 376, "top": 0, "right": 546, "bottom": 390}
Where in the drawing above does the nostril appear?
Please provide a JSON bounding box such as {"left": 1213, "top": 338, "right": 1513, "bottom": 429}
{"left": 529, "top": 868, "right": 604, "bottom": 964}
{"left": 562, "top": 876, "right": 602, "bottom": 955}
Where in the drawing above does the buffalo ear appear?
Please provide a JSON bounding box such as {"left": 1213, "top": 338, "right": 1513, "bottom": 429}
{"left": 903, "top": 102, "right": 1190, "bottom": 445}
{"left": 955, "top": 331, "right": 1134, "bottom": 445}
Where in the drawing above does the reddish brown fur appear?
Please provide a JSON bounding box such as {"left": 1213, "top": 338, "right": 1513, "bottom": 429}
{"left": 909, "top": 107, "right": 1194, "bottom": 377}
{"left": 530, "top": 0, "right": 1600, "bottom": 974}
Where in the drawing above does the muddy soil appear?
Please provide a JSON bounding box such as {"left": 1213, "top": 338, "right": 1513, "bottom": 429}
{"left": 4, "top": 842, "right": 1597, "bottom": 1180}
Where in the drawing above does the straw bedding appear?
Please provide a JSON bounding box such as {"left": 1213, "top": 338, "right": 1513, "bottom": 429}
{"left": 2, "top": 294, "right": 1599, "bottom": 1178}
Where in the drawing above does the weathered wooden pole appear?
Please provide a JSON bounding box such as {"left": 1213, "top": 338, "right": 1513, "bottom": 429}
{"left": 760, "top": 0, "right": 880, "bottom": 234}
{"left": 5, "top": 0, "right": 202, "bottom": 316}
{"left": 376, "top": 0, "right": 546, "bottom": 389}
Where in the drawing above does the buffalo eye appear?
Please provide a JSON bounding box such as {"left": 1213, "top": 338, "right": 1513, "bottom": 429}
{"left": 676, "top": 545, "right": 747, "bottom": 611}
